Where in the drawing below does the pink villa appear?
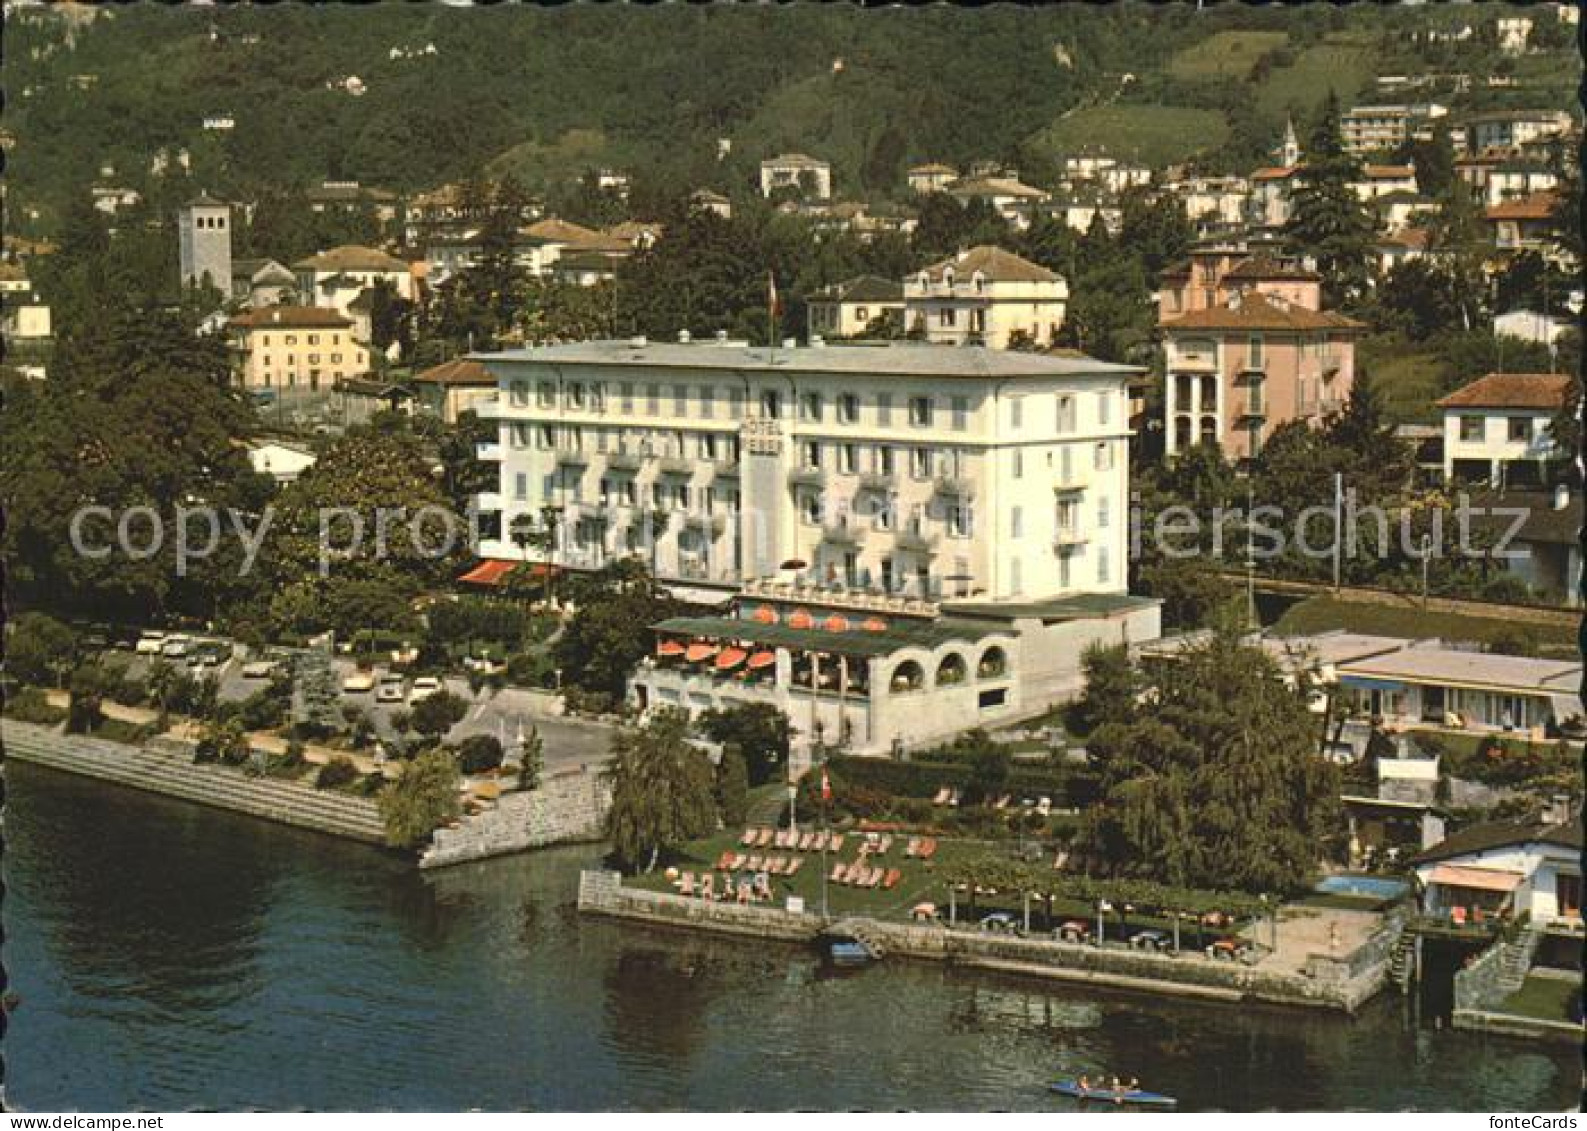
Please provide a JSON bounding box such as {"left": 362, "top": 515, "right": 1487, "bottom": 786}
{"left": 1157, "top": 249, "right": 1364, "bottom": 462}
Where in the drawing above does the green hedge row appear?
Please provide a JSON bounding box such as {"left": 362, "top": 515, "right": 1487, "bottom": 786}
{"left": 819, "top": 755, "right": 1098, "bottom": 808}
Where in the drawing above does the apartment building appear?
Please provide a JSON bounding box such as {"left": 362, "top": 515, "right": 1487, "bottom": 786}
{"left": 1466, "top": 109, "right": 1575, "bottom": 153}
{"left": 1437, "top": 371, "right": 1571, "bottom": 484}
{"left": 906, "top": 163, "right": 960, "bottom": 195}
{"left": 903, "top": 246, "right": 1068, "bottom": 349}
{"left": 1158, "top": 253, "right": 1363, "bottom": 460}
{"left": 227, "top": 306, "right": 370, "bottom": 391}
{"left": 469, "top": 337, "right": 1157, "bottom": 757}
{"left": 1340, "top": 103, "right": 1449, "bottom": 156}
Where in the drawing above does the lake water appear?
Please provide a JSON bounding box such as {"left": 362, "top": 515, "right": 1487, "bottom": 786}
{"left": 4, "top": 762, "right": 1578, "bottom": 1111}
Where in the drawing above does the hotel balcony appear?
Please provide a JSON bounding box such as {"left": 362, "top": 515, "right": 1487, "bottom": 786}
{"left": 895, "top": 527, "right": 939, "bottom": 554}
{"left": 1053, "top": 466, "right": 1089, "bottom": 493}
{"left": 1053, "top": 527, "right": 1087, "bottom": 550}
{"left": 555, "top": 447, "right": 590, "bottom": 466}
{"left": 1237, "top": 398, "right": 1267, "bottom": 421}
{"left": 683, "top": 512, "right": 729, "bottom": 537}
{"left": 858, "top": 471, "right": 894, "bottom": 493}
{"left": 606, "top": 450, "right": 644, "bottom": 472}
{"left": 657, "top": 455, "right": 694, "bottom": 477}
{"left": 713, "top": 460, "right": 741, "bottom": 479}
{"left": 475, "top": 441, "right": 503, "bottom": 461}
{"left": 933, "top": 474, "right": 976, "bottom": 500}
{"left": 788, "top": 465, "right": 826, "bottom": 488}
{"left": 473, "top": 491, "right": 503, "bottom": 512}
{"left": 821, "top": 520, "right": 862, "bottom": 546}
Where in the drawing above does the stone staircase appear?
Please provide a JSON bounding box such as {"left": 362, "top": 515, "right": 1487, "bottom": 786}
{"left": 1497, "top": 924, "right": 1542, "bottom": 994}
{"left": 1387, "top": 928, "right": 1416, "bottom": 992}
{"left": 828, "top": 917, "right": 886, "bottom": 958}
{"left": 4, "top": 721, "right": 388, "bottom": 844}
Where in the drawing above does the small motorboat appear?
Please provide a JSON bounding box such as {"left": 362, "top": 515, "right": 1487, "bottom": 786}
{"left": 827, "top": 941, "right": 874, "bottom": 967}
{"left": 1050, "top": 1079, "right": 1177, "bottom": 1108}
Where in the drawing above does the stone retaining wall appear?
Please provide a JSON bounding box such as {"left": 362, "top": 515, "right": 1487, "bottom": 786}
{"left": 1452, "top": 1010, "right": 1583, "bottom": 1046}
{"left": 577, "top": 871, "right": 1388, "bottom": 1013}
{"left": 420, "top": 765, "right": 611, "bottom": 869}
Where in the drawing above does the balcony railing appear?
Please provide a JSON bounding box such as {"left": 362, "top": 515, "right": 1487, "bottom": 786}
{"left": 788, "top": 465, "right": 826, "bottom": 488}
{"left": 683, "top": 512, "right": 729, "bottom": 537}
{"left": 657, "top": 455, "right": 693, "bottom": 476}
{"left": 555, "top": 447, "right": 590, "bottom": 466}
{"left": 858, "top": 471, "right": 894, "bottom": 493}
{"left": 933, "top": 474, "right": 976, "bottom": 499}
{"left": 1053, "top": 527, "right": 1087, "bottom": 550}
{"left": 1053, "top": 466, "right": 1089, "bottom": 493}
{"left": 713, "top": 460, "right": 741, "bottom": 479}
{"left": 821, "top": 521, "right": 862, "bottom": 546}
{"left": 895, "top": 527, "right": 938, "bottom": 553}
{"left": 606, "top": 450, "right": 643, "bottom": 472}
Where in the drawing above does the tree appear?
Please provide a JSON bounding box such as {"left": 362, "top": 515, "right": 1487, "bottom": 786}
{"left": 64, "top": 664, "right": 107, "bottom": 735}
{"left": 378, "top": 748, "right": 463, "bottom": 849}
{"left": 554, "top": 566, "right": 681, "bottom": 708}
{"left": 696, "top": 702, "right": 792, "bottom": 786}
{"left": 1066, "top": 643, "right": 1139, "bottom": 738}
{"left": 715, "top": 746, "right": 750, "bottom": 828}
{"left": 1284, "top": 92, "right": 1375, "bottom": 308}
{"left": 1424, "top": 180, "right": 1492, "bottom": 332}
{"left": 518, "top": 725, "right": 545, "bottom": 792}
{"left": 1083, "top": 627, "right": 1342, "bottom": 894}
{"left": 455, "top": 733, "right": 505, "bottom": 774}
{"left": 410, "top": 690, "right": 468, "bottom": 740}
{"left": 603, "top": 707, "right": 717, "bottom": 872}
{"left": 6, "top": 613, "right": 79, "bottom": 687}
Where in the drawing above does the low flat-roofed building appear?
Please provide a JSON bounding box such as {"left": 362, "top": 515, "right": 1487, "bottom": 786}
{"left": 1334, "top": 644, "right": 1583, "bottom": 736}
{"left": 1411, "top": 810, "right": 1582, "bottom": 928}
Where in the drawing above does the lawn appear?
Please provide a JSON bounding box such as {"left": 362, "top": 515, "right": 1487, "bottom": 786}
{"left": 1167, "top": 30, "right": 1288, "bottom": 81}
{"left": 1028, "top": 105, "right": 1230, "bottom": 169}
{"left": 1273, "top": 597, "right": 1580, "bottom": 658}
{"left": 1501, "top": 973, "right": 1582, "bottom": 1024}
{"left": 1255, "top": 42, "right": 1375, "bottom": 121}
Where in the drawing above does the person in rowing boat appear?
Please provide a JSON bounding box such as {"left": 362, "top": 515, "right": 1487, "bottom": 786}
{"left": 1077, "top": 1075, "right": 1092, "bottom": 1094}
{"left": 1110, "top": 1077, "right": 1127, "bottom": 1104}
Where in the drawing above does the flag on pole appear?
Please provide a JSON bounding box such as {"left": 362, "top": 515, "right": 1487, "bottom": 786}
{"left": 768, "top": 270, "right": 782, "bottom": 318}
{"left": 820, "top": 768, "right": 832, "bottom": 803}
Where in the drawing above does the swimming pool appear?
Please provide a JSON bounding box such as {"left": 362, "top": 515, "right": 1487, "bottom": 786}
{"left": 1314, "top": 874, "right": 1411, "bottom": 900}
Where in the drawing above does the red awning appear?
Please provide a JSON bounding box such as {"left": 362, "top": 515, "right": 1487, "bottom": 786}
{"left": 787, "top": 609, "right": 814, "bottom": 630}
{"left": 752, "top": 606, "right": 779, "bottom": 624}
{"left": 458, "top": 560, "right": 517, "bottom": 585}
{"left": 747, "top": 651, "right": 776, "bottom": 670}
{"left": 716, "top": 647, "right": 747, "bottom": 671}
{"left": 824, "top": 614, "right": 851, "bottom": 632}
{"left": 658, "top": 640, "right": 685, "bottom": 657}
{"left": 686, "top": 643, "right": 719, "bottom": 663}
{"left": 1428, "top": 865, "right": 1524, "bottom": 893}
{"left": 861, "top": 617, "right": 888, "bottom": 632}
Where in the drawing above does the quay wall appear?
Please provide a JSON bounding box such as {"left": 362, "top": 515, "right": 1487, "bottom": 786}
{"left": 577, "top": 871, "right": 1388, "bottom": 1013}
{"left": 420, "top": 765, "right": 611, "bottom": 869}
{"left": 3, "top": 721, "right": 387, "bottom": 845}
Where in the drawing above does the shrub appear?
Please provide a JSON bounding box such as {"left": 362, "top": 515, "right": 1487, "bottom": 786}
{"left": 316, "top": 755, "right": 360, "bottom": 790}
{"left": 377, "top": 749, "right": 463, "bottom": 848}
{"left": 410, "top": 690, "right": 468, "bottom": 739}
{"left": 6, "top": 612, "right": 78, "bottom": 686}
{"left": 195, "top": 718, "right": 250, "bottom": 765}
{"left": 715, "top": 746, "right": 750, "bottom": 827}
{"left": 562, "top": 686, "right": 615, "bottom": 717}
{"left": 3, "top": 686, "right": 66, "bottom": 726}
{"left": 506, "top": 651, "right": 556, "bottom": 688}
{"left": 455, "top": 734, "right": 505, "bottom": 775}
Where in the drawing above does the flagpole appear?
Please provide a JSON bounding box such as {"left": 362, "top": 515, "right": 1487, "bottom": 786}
{"left": 820, "top": 761, "right": 830, "bottom": 922}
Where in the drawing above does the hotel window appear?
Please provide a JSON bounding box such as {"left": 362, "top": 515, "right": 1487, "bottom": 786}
{"left": 837, "top": 393, "right": 859, "bottom": 424}
{"left": 568, "top": 383, "right": 587, "bottom": 410}
{"left": 1459, "top": 416, "right": 1484, "bottom": 442}
{"left": 1095, "top": 442, "right": 1113, "bottom": 472}
{"left": 909, "top": 396, "right": 933, "bottom": 428}
{"left": 620, "top": 382, "right": 635, "bottom": 413}
{"left": 510, "top": 423, "right": 530, "bottom": 449}
{"left": 1010, "top": 506, "right": 1024, "bottom": 539}
{"left": 1248, "top": 334, "right": 1264, "bottom": 369}
{"left": 801, "top": 392, "right": 823, "bottom": 421}
{"left": 308, "top": 333, "right": 319, "bottom": 345}
{"left": 673, "top": 384, "right": 688, "bottom": 415}
{"left": 1059, "top": 555, "right": 1071, "bottom": 589}
{"left": 1056, "top": 394, "right": 1075, "bottom": 433}
{"left": 699, "top": 385, "right": 715, "bottom": 418}
{"left": 514, "top": 473, "right": 528, "bottom": 501}
{"left": 949, "top": 504, "right": 973, "bottom": 538}
{"left": 699, "top": 433, "right": 719, "bottom": 461}
{"left": 1097, "top": 496, "right": 1111, "bottom": 529}
{"left": 1010, "top": 397, "right": 1024, "bottom": 430}
{"left": 537, "top": 424, "right": 555, "bottom": 449}
{"left": 726, "top": 387, "right": 744, "bottom": 418}
{"left": 1508, "top": 417, "right": 1530, "bottom": 442}
{"left": 800, "top": 492, "right": 822, "bottom": 525}
{"left": 331, "top": 353, "right": 342, "bottom": 364}
{"left": 647, "top": 384, "right": 661, "bottom": 414}
{"left": 875, "top": 497, "right": 895, "bottom": 531}
{"left": 803, "top": 441, "right": 822, "bottom": 469}
{"left": 911, "top": 447, "right": 933, "bottom": 479}
{"left": 1009, "top": 557, "right": 1022, "bottom": 595}
{"left": 761, "top": 390, "right": 781, "bottom": 419}
{"left": 1097, "top": 545, "right": 1111, "bottom": 585}
{"left": 590, "top": 383, "right": 606, "bottom": 411}
{"left": 877, "top": 446, "right": 895, "bottom": 476}
{"left": 286, "top": 335, "right": 297, "bottom": 345}
{"left": 510, "top": 381, "right": 529, "bottom": 406}
{"left": 839, "top": 443, "right": 857, "bottom": 474}
{"left": 1012, "top": 449, "right": 1024, "bottom": 479}
{"left": 877, "top": 392, "right": 893, "bottom": 426}
{"left": 622, "top": 479, "right": 638, "bottom": 506}
{"left": 939, "top": 307, "right": 957, "bottom": 328}
{"left": 950, "top": 396, "right": 969, "bottom": 431}
{"left": 537, "top": 381, "right": 556, "bottom": 407}
{"left": 261, "top": 334, "right": 271, "bottom": 346}
{"left": 1097, "top": 391, "right": 1111, "bottom": 427}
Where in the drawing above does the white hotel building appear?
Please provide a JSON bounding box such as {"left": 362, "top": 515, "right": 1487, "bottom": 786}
{"left": 471, "top": 339, "right": 1159, "bottom": 758}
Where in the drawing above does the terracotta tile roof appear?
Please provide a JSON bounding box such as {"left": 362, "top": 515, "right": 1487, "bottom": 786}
{"left": 414, "top": 357, "right": 495, "bottom": 387}
{"left": 1221, "top": 255, "right": 1320, "bottom": 282}
{"left": 604, "top": 220, "right": 664, "bottom": 243}
{"left": 1380, "top": 227, "right": 1431, "bottom": 250}
{"left": 1159, "top": 291, "right": 1365, "bottom": 332}
{"left": 292, "top": 244, "right": 410, "bottom": 273}
{"left": 1485, "top": 191, "right": 1559, "bottom": 221}
{"left": 519, "top": 217, "right": 602, "bottom": 245}
{"left": 948, "top": 176, "right": 1048, "bottom": 199}
{"left": 229, "top": 305, "right": 354, "bottom": 330}
{"left": 813, "top": 274, "right": 905, "bottom": 304}
{"left": 919, "top": 245, "right": 1059, "bottom": 284}
{"left": 1252, "top": 165, "right": 1301, "bottom": 181}
{"left": 1435, "top": 372, "right": 1572, "bottom": 410}
{"left": 909, "top": 162, "right": 959, "bottom": 176}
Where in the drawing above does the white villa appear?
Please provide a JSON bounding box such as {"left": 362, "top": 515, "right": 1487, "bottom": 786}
{"left": 903, "top": 246, "right": 1068, "bottom": 349}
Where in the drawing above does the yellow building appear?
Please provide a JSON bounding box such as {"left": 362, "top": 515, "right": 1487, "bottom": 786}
{"left": 228, "top": 306, "right": 369, "bottom": 392}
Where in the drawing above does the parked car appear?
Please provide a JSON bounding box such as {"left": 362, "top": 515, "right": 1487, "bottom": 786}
{"left": 1055, "top": 920, "right": 1092, "bottom": 944}
{"left": 376, "top": 675, "right": 407, "bottom": 703}
{"left": 978, "top": 912, "right": 1022, "bottom": 935}
{"left": 409, "top": 677, "right": 443, "bottom": 702}
{"left": 1129, "top": 929, "right": 1173, "bottom": 953}
{"left": 1207, "top": 937, "right": 1256, "bottom": 963}
{"left": 159, "top": 635, "right": 193, "bottom": 658}
{"left": 188, "top": 641, "right": 232, "bottom": 669}
{"left": 342, "top": 672, "right": 376, "bottom": 694}
{"left": 135, "top": 631, "right": 168, "bottom": 655}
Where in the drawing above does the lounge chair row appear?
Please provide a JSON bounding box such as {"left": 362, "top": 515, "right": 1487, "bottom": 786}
{"left": 714, "top": 851, "right": 806, "bottom": 876}
{"left": 739, "top": 827, "right": 846, "bottom": 852}
{"left": 828, "top": 863, "right": 902, "bottom": 889}
{"left": 674, "top": 871, "right": 773, "bottom": 903}
{"left": 903, "top": 836, "right": 938, "bottom": 859}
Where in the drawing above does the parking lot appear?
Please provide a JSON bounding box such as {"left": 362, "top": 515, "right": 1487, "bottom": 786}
{"left": 104, "top": 633, "right": 617, "bottom": 771}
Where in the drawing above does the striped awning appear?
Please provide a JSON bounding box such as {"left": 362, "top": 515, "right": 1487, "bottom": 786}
{"left": 1428, "top": 865, "right": 1524, "bottom": 893}
{"left": 716, "top": 648, "right": 747, "bottom": 671}
{"left": 685, "top": 643, "right": 719, "bottom": 663}
{"left": 747, "top": 650, "right": 776, "bottom": 670}
{"left": 658, "top": 640, "right": 685, "bottom": 657}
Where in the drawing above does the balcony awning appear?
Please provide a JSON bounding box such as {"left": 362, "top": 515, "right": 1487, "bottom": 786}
{"left": 1428, "top": 865, "right": 1524, "bottom": 893}
{"left": 685, "top": 643, "right": 719, "bottom": 663}
{"left": 458, "top": 560, "right": 517, "bottom": 586}
{"left": 658, "top": 640, "right": 685, "bottom": 657}
{"left": 716, "top": 648, "right": 748, "bottom": 672}
{"left": 747, "top": 650, "right": 776, "bottom": 670}
{"left": 1340, "top": 675, "right": 1406, "bottom": 693}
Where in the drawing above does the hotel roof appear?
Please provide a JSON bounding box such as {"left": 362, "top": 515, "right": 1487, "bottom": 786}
{"left": 473, "top": 340, "right": 1142, "bottom": 380}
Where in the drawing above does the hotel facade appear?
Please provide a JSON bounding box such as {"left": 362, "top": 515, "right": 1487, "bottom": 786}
{"left": 471, "top": 339, "right": 1159, "bottom": 759}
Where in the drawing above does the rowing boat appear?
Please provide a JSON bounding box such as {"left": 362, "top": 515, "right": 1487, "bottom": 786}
{"left": 1050, "top": 1080, "right": 1177, "bottom": 1107}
